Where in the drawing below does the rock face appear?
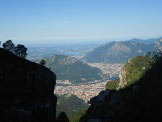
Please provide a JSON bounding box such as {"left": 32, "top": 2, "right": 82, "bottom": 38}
{"left": 80, "top": 56, "right": 162, "bottom": 122}
{"left": 0, "top": 48, "right": 57, "bottom": 122}
{"left": 154, "top": 38, "right": 162, "bottom": 51}
{"left": 118, "top": 56, "right": 153, "bottom": 89}
{"left": 118, "top": 68, "right": 127, "bottom": 89}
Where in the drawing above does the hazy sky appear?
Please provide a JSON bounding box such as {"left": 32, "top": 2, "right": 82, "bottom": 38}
{"left": 0, "top": 0, "right": 162, "bottom": 44}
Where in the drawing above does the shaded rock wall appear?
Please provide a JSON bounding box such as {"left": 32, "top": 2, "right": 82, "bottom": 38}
{"left": 0, "top": 48, "right": 57, "bottom": 122}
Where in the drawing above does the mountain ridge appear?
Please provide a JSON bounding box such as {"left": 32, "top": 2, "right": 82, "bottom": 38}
{"left": 38, "top": 54, "right": 104, "bottom": 84}
{"left": 83, "top": 37, "right": 162, "bottom": 64}
{"left": 80, "top": 55, "right": 162, "bottom": 122}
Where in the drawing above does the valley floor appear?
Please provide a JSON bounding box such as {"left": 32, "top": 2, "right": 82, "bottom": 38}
{"left": 55, "top": 80, "right": 107, "bottom": 102}
{"left": 55, "top": 63, "right": 123, "bottom": 102}
{"left": 87, "top": 63, "right": 123, "bottom": 77}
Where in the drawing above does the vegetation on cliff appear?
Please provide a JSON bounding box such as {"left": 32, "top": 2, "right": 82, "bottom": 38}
{"left": 105, "top": 79, "right": 120, "bottom": 90}
{"left": 80, "top": 54, "right": 162, "bottom": 122}
{"left": 105, "top": 56, "right": 153, "bottom": 90}
{"left": 2, "top": 40, "right": 28, "bottom": 58}
{"left": 121, "top": 56, "right": 153, "bottom": 87}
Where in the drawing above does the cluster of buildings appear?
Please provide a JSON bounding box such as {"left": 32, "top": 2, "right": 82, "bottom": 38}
{"left": 55, "top": 63, "right": 123, "bottom": 102}
{"left": 55, "top": 80, "right": 107, "bottom": 102}
{"left": 88, "top": 63, "right": 123, "bottom": 77}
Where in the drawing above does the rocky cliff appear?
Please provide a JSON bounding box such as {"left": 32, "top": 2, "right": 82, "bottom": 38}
{"left": 0, "top": 48, "right": 57, "bottom": 122}
{"left": 80, "top": 56, "right": 162, "bottom": 122}
{"left": 118, "top": 56, "right": 153, "bottom": 89}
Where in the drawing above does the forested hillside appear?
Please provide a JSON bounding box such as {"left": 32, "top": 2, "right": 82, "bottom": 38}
{"left": 56, "top": 94, "right": 88, "bottom": 117}
{"left": 40, "top": 55, "right": 103, "bottom": 83}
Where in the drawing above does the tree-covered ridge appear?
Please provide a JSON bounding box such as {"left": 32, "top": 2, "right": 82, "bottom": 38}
{"left": 84, "top": 38, "right": 162, "bottom": 63}
{"left": 1, "top": 40, "right": 28, "bottom": 58}
{"left": 105, "top": 79, "right": 120, "bottom": 90}
{"left": 56, "top": 94, "right": 89, "bottom": 118}
{"left": 122, "top": 56, "right": 153, "bottom": 87}
{"left": 105, "top": 56, "right": 153, "bottom": 90}
{"left": 41, "top": 55, "right": 103, "bottom": 83}
{"left": 80, "top": 54, "right": 162, "bottom": 122}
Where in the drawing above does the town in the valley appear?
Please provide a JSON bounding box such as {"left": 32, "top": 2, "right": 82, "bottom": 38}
{"left": 55, "top": 63, "right": 123, "bottom": 102}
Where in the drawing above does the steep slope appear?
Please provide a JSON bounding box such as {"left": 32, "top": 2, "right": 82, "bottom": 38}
{"left": 69, "top": 109, "right": 87, "bottom": 122}
{"left": 118, "top": 56, "right": 153, "bottom": 88}
{"left": 84, "top": 38, "right": 162, "bottom": 64}
{"left": 0, "top": 48, "right": 57, "bottom": 122}
{"left": 41, "top": 55, "right": 103, "bottom": 84}
{"left": 56, "top": 94, "right": 89, "bottom": 117}
{"left": 105, "top": 56, "right": 153, "bottom": 90}
{"left": 80, "top": 55, "right": 162, "bottom": 122}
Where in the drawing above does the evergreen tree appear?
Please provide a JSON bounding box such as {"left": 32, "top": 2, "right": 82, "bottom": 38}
{"left": 15, "top": 44, "right": 27, "bottom": 58}
{"left": 40, "top": 60, "right": 46, "bottom": 66}
{"left": 3, "top": 40, "right": 15, "bottom": 52}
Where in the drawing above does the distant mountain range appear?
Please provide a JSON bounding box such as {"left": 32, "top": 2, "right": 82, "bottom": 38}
{"left": 39, "top": 55, "right": 103, "bottom": 83}
{"left": 83, "top": 38, "right": 162, "bottom": 64}
{"left": 124, "top": 37, "right": 162, "bottom": 44}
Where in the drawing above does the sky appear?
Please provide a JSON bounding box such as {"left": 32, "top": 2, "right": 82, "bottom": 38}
{"left": 0, "top": 0, "right": 162, "bottom": 45}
